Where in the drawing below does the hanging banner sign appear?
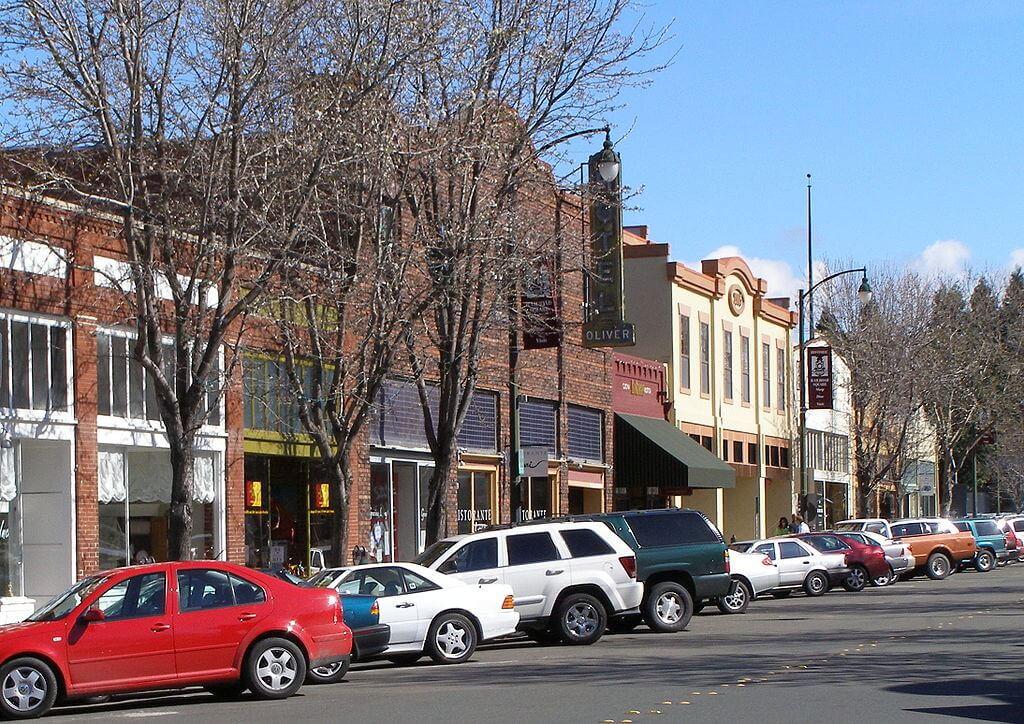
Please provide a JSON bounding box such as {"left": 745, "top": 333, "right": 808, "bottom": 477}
{"left": 523, "top": 257, "right": 562, "bottom": 350}
{"left": 245, "top": 480, "right": 266, "bottom": 514}
{"left": 310, "top": 482, "right": 333, "bottom": 512}
{"left": 583, "top": 140, "right": 635, "bottom": 348}
{"left": 807, "top": 346, "right": 833, "bottom": 410}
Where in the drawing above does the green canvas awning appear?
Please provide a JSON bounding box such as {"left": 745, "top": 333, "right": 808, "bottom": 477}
{"left": 615, "top": 413, "right": 735, "bottom": 490}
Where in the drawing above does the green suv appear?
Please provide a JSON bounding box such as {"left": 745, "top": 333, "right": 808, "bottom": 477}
{"left": 953, "top": 518, "right": 1009, "bottom": 572}
{"left": 570, "top": 509, "right": 731, "bottom": 633}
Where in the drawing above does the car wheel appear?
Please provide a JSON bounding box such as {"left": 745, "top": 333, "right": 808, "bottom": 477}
{"left": 642, "top": 582, "right": 693, "bottom": 633}
{"left": 974, "top": 550, "right": 996, "bottom": 573}
{"left": 926, "top": 552, "right": 952, "bottom": 580}
{"left": 306, "top": 658, "right": 350, "bottom": 684}
{"left": 716, "top": 579, "right": 751, "bottom": 614}
{"left": 205, "top": 682, "right": 247, "bottom": 699}
{"left": 0, "top": 657, "right": 58, "bottom": 720}
{"left": 426, "top": 613, "right": 478, "bottom": 665}
{"left": 771, "top": 590, "right": 792, "bottom": 599}
{"left": 555, "top": 593, "right": 607, "bottom": 645}
{"left": 803, "top": 571, "right": 829, "bottom": 597}
{"left": 386, "top": 654, "right": 423, "bottom": 666}
{"left": 871, "top": 567, "right": 895, "bottom": 587}
{"left": 245, "top": 637, "right": 306, "bottom": 700}
{"left": 607, "top": 615, "right": 642, "bottom": 633}
{"left": 842, "top": 565, "right": 868, "bottom": 592}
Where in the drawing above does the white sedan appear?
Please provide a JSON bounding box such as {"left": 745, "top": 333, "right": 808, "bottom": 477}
{"left": 714, "top": 549, "right": 782, "bottom": 613}
{"left": 317, "top": 562, "right": 519, "bottom": 665}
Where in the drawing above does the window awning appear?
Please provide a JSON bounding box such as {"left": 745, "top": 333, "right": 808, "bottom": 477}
{"left": 614, "top": 413, "right": 735, "bottom": 490}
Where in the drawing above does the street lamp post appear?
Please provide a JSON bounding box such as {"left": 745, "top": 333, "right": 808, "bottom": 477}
{"left": 797, "top": 268, "right": 873, "bottom": 500}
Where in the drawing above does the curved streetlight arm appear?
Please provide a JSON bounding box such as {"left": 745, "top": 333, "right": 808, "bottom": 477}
{"left": 800, "top": 266, "right": 867, "bottom": 302}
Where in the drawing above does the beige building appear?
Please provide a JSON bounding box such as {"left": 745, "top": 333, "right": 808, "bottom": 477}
{"left": 622, "top": 227, "right": 797, "bottom": 540}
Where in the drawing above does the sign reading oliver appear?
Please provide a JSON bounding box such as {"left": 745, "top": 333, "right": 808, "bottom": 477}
{"left": 807, "top": 346, "right": 833, "bottom": 409}
{"left": 583, "top": 139, "right": 635, "bottom": 348}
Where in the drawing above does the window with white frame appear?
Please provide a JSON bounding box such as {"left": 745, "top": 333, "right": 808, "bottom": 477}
{"left": 97, "top": 330, "right": 222, "bottom": 426}
{"left": 0, "top": 314, "right": 71, "bottom": 413}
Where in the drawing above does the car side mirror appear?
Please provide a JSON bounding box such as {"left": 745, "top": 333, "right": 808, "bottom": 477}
{"left": 81, "top": 607, "right": 105, "bottom": 623}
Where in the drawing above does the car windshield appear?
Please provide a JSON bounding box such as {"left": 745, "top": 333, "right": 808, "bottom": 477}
{"left": 313, "top": 569, "right": 349, "bottom": 589}
{"left": 414, "top": 540, "right": 457, "bottom": 567}
{"left": 27, "top": 575, "right": 110, "bottom": 622}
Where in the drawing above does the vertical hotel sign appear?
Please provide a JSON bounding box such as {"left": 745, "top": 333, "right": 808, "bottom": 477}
{"left": 807, "top": 345, "right": 833, "bottom": 409}
{"left": 583, "top": 134, "right": 635, "bottom": 348}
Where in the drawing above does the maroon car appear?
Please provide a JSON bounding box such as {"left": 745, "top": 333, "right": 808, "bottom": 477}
{"left": 795, "top": 533, "right": 890, "bottom": 592}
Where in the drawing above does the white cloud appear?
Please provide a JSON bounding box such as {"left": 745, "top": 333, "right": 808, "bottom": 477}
{"left": 1009, "top": 248, "right": 1024, "bottom": 270}
{"left": 915, "top": 239, "right": 971, "bottom": 279}
{"left": 687, "top": 245, "right": 804, "bottom": 302}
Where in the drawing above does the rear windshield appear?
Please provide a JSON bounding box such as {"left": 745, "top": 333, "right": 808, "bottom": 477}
{"left": 415, "top": 540, "right": 457, "bottom": 567}
{"left": 974, "top": 520, "right": 1000, "bottom": 537}
{"left": 625, "top": 512, "right": 721, "bottom": 548}
{"left": 834, "top": 522, "right": 860, "bottom": 531}
{"left": 802, "top": 535, "right": 850, "bottom": 553}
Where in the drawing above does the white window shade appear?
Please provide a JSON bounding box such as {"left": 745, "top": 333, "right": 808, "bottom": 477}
{"left": 193, "top": 454, "right": 216, "bottom": 504}
{"left": 0, "top": 447, "right": 15, "bottom": 502}
{"left": 98, "top": 449, "right": 127, "bottom": 503}
{"left": 125, "top": 449, "right": 216, "bottom": 504}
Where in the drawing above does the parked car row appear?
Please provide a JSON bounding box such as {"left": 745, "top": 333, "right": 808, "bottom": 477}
{"left": 0, "top": 509, "right": 1018, "bottom": 719}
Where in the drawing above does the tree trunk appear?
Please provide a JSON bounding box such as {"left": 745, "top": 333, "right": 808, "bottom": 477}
{"left": 330, "top": 456, "right": 350, "bottom": 568}
{"left": 424, "top": 443, "right": 457, "bottom": 547}
{"left": 942, "top": 457, "right": 957, "bottom": 516}
{"left": 167, "top": 439, "right": 196, "bottom": 561}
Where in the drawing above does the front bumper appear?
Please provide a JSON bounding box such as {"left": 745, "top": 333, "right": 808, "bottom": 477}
{"left": 353, "top": 624, "right": 390, "bottom": 660}
{"left": 826, "top": 568, "right": 852, "bottom": 586}
{"left": 887, "top": 554, "right": 914, "bottom": 575}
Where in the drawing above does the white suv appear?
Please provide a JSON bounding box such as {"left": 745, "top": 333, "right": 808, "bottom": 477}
{"left": 416, "top": 521, "right": 643, "bottom": 645}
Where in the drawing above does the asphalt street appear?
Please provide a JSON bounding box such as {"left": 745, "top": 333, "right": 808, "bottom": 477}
{"left": 48, "top": 565, "right": 1024, "bottom": 723}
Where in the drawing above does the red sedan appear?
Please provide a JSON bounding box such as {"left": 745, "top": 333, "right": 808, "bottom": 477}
{"left": 795, "top": 533, "right": 890, "bottom": 592}
{"left": 0, "top": 561, "right": 351, "bottom": 719}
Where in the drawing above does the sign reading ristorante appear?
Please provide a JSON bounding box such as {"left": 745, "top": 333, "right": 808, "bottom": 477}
{"left": 583, "top": 136, "right": 635, "bottom": 348}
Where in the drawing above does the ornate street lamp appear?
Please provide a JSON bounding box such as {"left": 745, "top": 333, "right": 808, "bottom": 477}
{"left": 798, "top": 267, "right": 872, "bottom": 501}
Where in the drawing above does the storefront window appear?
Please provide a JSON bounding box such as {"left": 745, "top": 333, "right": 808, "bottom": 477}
{"left": 0, "top": 316, "right": 70, "bottom": 412}
{"left": 457, "top": 471, "right": 494, "bottom": 534}
{"left": 512, "top": 476, "right": 552, "bottom": 522}
{"left": 369, "top": 463, "right": 392, "bottom": 562}
{"left": 98, "top": 448, "right": 217, "bottom": 567}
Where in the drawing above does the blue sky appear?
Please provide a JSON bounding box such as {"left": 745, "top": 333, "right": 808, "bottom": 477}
{"left": 562, "top": 2, "right": 1024, "bottom": 299}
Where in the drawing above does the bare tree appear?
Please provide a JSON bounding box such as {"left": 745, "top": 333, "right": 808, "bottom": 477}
{"left": 816, "top": 266, "right": 934, "bottom": 517}
{"left": 0, "top": 0, "right": 400, "bottom": 558}
{"left": 391, "top": 0, "right": 668, "bottom": 545}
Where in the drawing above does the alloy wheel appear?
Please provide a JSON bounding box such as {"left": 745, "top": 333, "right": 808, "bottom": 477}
{"left": 434, "top": 621, "right": 470, "bottom": 659}
{"left": 256, "top": 647, "right": 298, "bottom": 691}
{"left": 656, "top": 592, "right": 684, "bottom": 624}
{"left": 721, "top": 583, "right": 747, "bottom": 612}
{"left": 848, "top": 568, "right": 866, "bottom": 588}
{"left": 2, "top": 667, "right": 46, "bottom": 713}
{"left": 565, "top": 602, "right": 599, "bottom": 639}
{"left": 312, "top": 662, "right": 343, "bottom": 677}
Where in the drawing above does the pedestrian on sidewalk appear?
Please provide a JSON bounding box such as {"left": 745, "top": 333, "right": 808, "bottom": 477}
{"left": 775, "top": 517, "right": 790, "bottom": 536}
{"left": 791, "top": 514, "right": 810, "bottom": 534}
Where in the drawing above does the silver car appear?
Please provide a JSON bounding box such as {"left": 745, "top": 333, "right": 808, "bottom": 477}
{"left": 838, "top": 530, "right": 914, "bottom": 584}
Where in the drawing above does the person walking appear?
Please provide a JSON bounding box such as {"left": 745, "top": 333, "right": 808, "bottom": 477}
{"left": 775, "top": 517, "right": 790, "bottom": 536}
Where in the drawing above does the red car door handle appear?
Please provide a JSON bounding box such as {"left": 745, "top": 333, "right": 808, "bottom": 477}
{"left": 238, "top": 612, "right": 257, "bottom": 621}
{"left": 150, "top": 623, "right": 171, "bottom": 632}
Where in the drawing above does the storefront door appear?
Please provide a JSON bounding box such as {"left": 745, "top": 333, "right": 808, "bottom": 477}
{"left": 368, "top": 458, "right": 433, "bottom": 562}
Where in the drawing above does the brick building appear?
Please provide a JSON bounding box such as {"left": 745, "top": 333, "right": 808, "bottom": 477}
{"left": 0, "top": 181, "right": 614, "bottom": 606}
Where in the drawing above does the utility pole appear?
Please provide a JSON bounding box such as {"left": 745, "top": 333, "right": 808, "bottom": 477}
{"left": 806, "top": 174, "right": 814, "bottom": 335}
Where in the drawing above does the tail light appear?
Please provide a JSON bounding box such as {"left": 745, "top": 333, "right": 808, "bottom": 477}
{"left": 761, "top": 555, "right": 774, "bottom": 567}
{"left": 618, "top": 555, "right": 637, "bottom": 579}
{"left": 370, "top": 600, "right": 380, "bottom": 617}
{"left": 724, "top": 549, "right": 731, "bottom": 574}
{"left": 333, "top": 593, "right": 344, "bottom": 625}
{"left": 501, "top": 595, "right": 515, "bottom": 610}
{"left": 1004, "top": 531, "right": 1017, "bottom": 550}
